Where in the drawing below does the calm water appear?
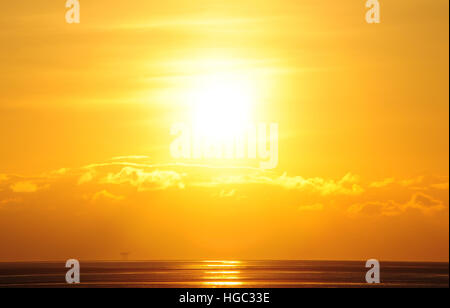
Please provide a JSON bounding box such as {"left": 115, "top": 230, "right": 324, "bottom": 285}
{"left": 0, "top": 260, "right": 448, "bottom": 288}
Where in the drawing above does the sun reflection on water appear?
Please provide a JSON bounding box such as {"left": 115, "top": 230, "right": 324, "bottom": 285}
{"left": 201, "top": 261, "right": 244, "bottom": 287}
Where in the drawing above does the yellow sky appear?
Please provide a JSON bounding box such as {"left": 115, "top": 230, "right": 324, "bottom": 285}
{"left": 0, "top": 0, "right": 448, "bottom": 261}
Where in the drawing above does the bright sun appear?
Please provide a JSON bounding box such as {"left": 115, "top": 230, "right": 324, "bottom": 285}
{"left": 189, "top": 73, "right": 254, "bottom": 140}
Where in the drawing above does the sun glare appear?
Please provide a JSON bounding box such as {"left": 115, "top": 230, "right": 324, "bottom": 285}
{"left": 189, "top": 73, "right": 254, "bottom": 141}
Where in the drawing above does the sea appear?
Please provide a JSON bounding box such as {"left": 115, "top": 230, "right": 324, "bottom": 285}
{"left": 0, "top": 260, "right": 448, "bottom": 288}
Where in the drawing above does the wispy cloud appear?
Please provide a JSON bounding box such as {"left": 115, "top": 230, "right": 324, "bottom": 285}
{"left": 101, "top": 167, "right": 185, "bottom": 191}
{"left": 349, "top": 192, "right": 447, "bottom": 217}
{"left": 0, "top": 158, "right": 448, "bottom": 220}
{"left": 431, "top": 182, "right": 450, "bottom": 190}
{"left": 205, "top": 172, "right": 364, "bottom": 196}
{"left": 10, "top": 181, "right": 40, "bottom": 193}
{"left": 370, "top": 178, "right": 395, "bottom": 188}
{"left": 298, "top": 203, "right": 324, "bottom": 212}
{"left": 111, "top": 155, "right": 150, "bottom": 161}
{"left": 90, "top": 190, "right": 124, "bottom": 203}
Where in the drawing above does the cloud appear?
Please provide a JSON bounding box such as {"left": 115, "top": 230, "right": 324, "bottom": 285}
{"left": 400, "top": 176, "right": 424, "bottom": 187}
{"left": 102, "top": 167, "right": 185, "bottom": 191}
{"left": 218, "top": 189, "right": 236, "bottom": 198}
{"left": 91, "top": 190, "right": 124, "bottom": 202}
{"left": 208, "top": 172, "right": 364, "bottom": 196}
{"left": 0, "top": 157, "right": 448, "bottom": 221}
{"left": 78, "top": 170, "right": 96, "bottom": 185}
{"left": 370, "top": 178, "right": 395, "bottom": 188}
{"left": 52, "top": 168, "right": 69, "bottom": 175}
{"left": 298, "top": 203, "right": 324, "bottom": 211}
{"left": 10, "top": 181, "right": 39, "bottom": 193}
{"left": 369, "top": 176, "right": 449, "bottom": 191}
{"left": 348, "top": 193, "right": 447, "bottom": 217}
{"left": 83, "top": 161, "right": 262, "bottom": 171}
{"left": 111, "top": 155, "right": 149, "bottom": 161}
{"left": 410, "top": 193, "right": 446, "bottom": 213}
{"left": 431, "top": 182, "right": 449, "bottom": 190}
{"left": 0, "top": 198, "right": 22, "bottom": 205}
{"left": 275, "top": 172, "right": 364, "bottom": 196}
{"left": 80, "top": 161, "right": 365, "bottom": 196}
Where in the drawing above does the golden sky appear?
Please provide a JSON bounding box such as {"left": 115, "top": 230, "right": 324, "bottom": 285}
{"left": 0, "top": 0, "right": 448, "bottom": 261}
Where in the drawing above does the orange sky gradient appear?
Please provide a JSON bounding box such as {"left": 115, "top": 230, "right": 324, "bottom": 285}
{"left": 0, "top": 0, "right": 448, "bottom": 262}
